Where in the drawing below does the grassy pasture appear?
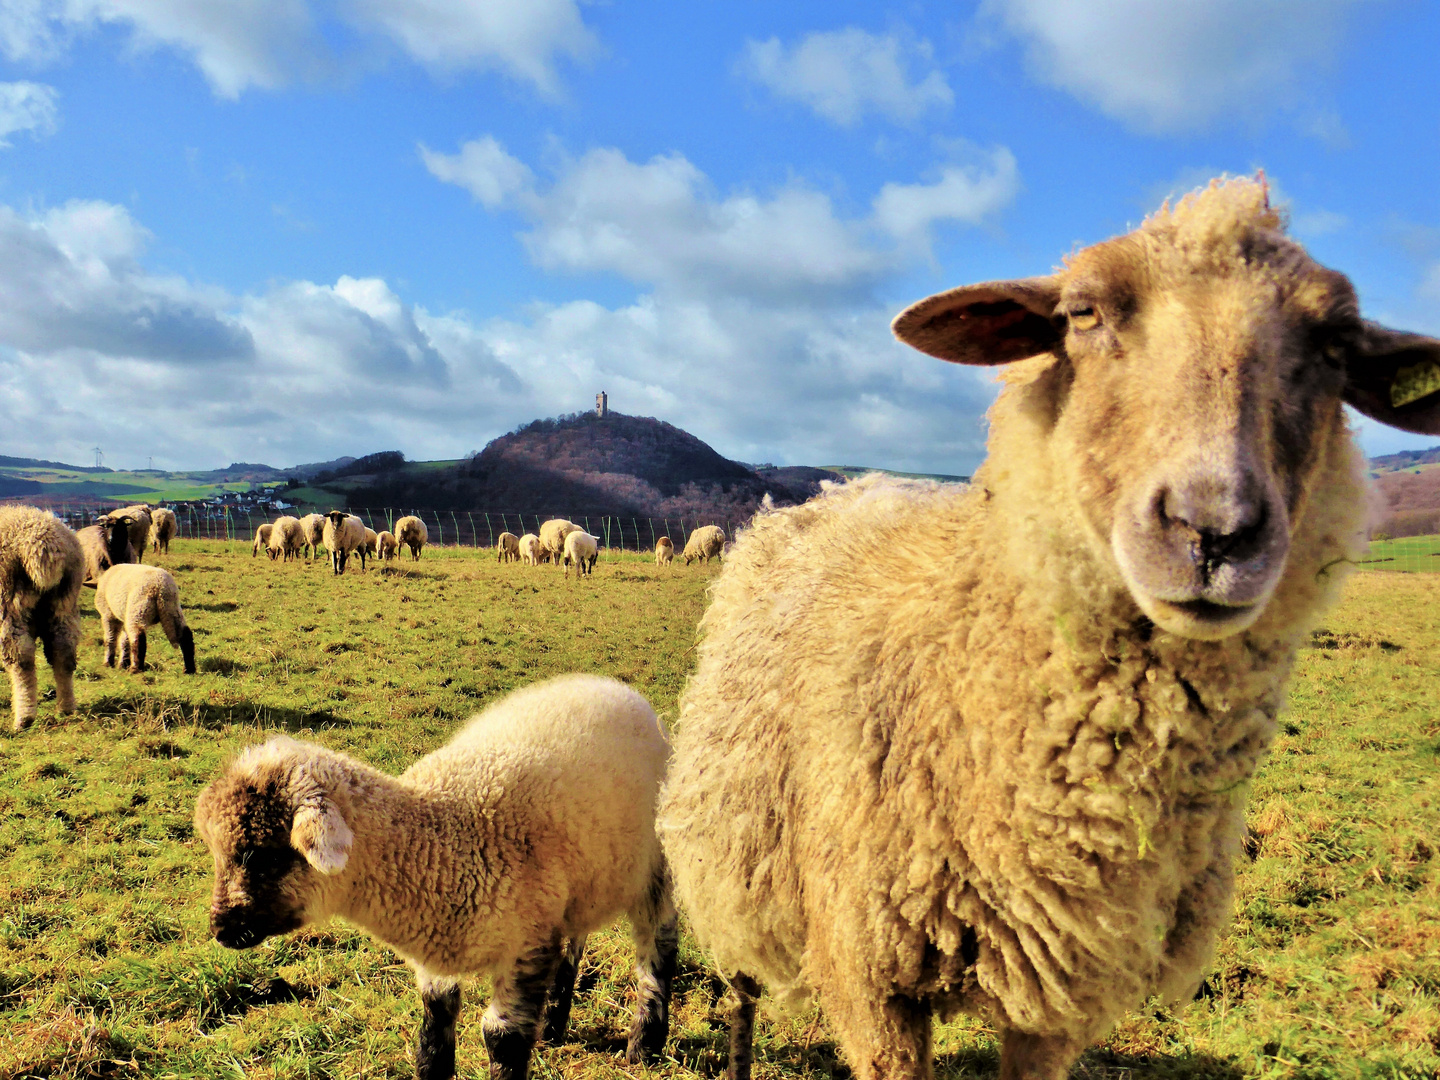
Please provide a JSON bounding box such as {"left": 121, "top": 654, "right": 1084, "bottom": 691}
{"left": 0, "top": 545, "right": 1436, "bottom": 1079}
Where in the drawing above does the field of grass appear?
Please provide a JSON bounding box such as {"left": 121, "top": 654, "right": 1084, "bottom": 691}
{"left": 1361, "top": 534, "right": 1440, "bottom": 574}
{"left": 0, "top": 547, "right": 1436, "bottom": 1079}
{"left": 0, "top": 464, "right": 269, "bottom": 504}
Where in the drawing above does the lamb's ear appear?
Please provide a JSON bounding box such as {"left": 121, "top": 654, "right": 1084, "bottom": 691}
{"left": 892, "top": 276, "right": 1064, "bottom": 365}
{"left": 1344, "top": 321, "right": 1440, "bottom": 434}
{"left": 291, "top": 795, "right": 352, "bottom": 875}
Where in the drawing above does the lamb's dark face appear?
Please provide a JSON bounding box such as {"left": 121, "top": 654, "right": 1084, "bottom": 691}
{"left": 195, "top": 772, "right": 318, "bottom": 949}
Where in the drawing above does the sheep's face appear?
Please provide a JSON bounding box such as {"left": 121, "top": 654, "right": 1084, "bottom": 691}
{"left": 195, "top": 754, "right": 352, "bottom": 950}
{"left": 893, "top": 178, "right": 1440, "bottom": 641}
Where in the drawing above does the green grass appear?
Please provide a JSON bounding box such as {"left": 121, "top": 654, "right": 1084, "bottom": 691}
{"left": 0, "top": 548, "right": 1436, "bottom": 1079}
{"left": 1360, "top": 534, "right": 1440, "bottom": 574}
{"left": 0, "top": 464, "right": 283, "bottom": 504}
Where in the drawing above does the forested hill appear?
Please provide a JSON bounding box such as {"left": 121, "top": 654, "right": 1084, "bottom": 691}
{"left": 320, "top": 412, "right": 842, "bottom": 519}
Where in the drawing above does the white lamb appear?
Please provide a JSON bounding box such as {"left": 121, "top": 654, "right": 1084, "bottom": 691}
{"left": 322, "top": 512, "right": 366, "bottom": 574}
{"left": 266, "top": 516, "right": 305, "bottom": 562}
{"left": 518, "top": 534, "right": 542, "bottom": 566}
{"left": 95, "top": 563, "right": 197, "bottom": 675}
{"left": 681, "top": 525, "right": 725, "bottom": 565}
{"left": 251, "top": 523, "right": 273, "bottom": 559}
{"left": 196, "top": 675, "right": 678, "bottom": 1080}
{"left": 394, "top": 515, "right": 428, "bottom": 561}
{"left": 150, "top": 507, "right": 178, "bottom": 554}
{"left": 299, "top": 513, "right": 327, "bottom": 561}
{"left": 496, "top": 532, "right": 520, "bottom": 563}
{"left": 562, "top": 530, "right": 598, "bottom": 578}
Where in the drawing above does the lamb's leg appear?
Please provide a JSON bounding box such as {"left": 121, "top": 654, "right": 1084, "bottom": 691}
{"left": 998, "top": 1029, "right": 1083, "bottom": 1080}
{"left": 727, "top": 972, "right": 762, "bottom": 1080}
{"left": 540, "top": 935, "right": 587, "bottom": 1045}
{"left": 626, "top": 867, "right": 680, "bottom": 1063}
{"left": 128, "top": 626, "right": 147, "bottom": 673}
{"left": 415, "top": 975, "right": 462, "bottom": 1080}
{"left": 160, "top": 612, "right": 197, "bottom": 675}
{"left": 482, "top": 935, "right": 563, "bottom": 1080}
{"left": 3, "top": 624, "right": 39, "bottom": 731}
{"left": 820, "top": 984, "right": 933, "bottom": 1080}
{"left": 102, "top": 615, "right": 120, "bottom": 668}
{"left": 40, "top": 611, "right": 79, "bottom": 714}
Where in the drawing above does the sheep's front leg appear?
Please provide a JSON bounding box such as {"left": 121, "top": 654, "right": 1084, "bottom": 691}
{"left": 415, "top": 975, "right": 462, "bottom": 1080}
{"left": 541, "top": 935, "right": 587, "bottom": 1045}
{"left": 626, "top": 877, "right": 679, "bottom": 1063}
{"left": 102, "top": 616, "right": 121, "bottom": 668}
{"left": 3, "top": 624, "right": 39, "bottom": 731}
{"left": 726, "top": 972, "right": 763, "bottom": 1080}
{"left": 819, "top": 983, "right": 933, "bottom": 1080}
{"left": 482, "top": 935, "right": 563, "bottom": 1080}
{"left": 40, "top": 611, "right": 79, "bottom": 714}
{"left": 998, "top": 1028, "right": 1083, "bottom": 1080}
{"left": 127, "top": 626, "right": 147, "bottom": 673}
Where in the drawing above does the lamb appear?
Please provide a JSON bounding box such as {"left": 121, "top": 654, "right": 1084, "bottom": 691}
{"left": 519, "top": 533, "right": 543, "bottom": 566}
{"left": 299, "top": 513, "right": 327, "bottom": 561}
{"left": 538, "top": 519, "right": 579, "bottom": 566}
{"left": 323, "top": 511, "right": 367, "bottom": 574}
{"left": 680, "top": 524, "right": 725, "bottom": 565}
{"left": 108, "top": 504, "right": 152, "bottom": 562}
{"left": 395, "top": 515, "right": 428, "bottom": 561}
{"left": 252, "top": 523, "right": 274, "bottom": 559}
{"left": 266, "top": 516, "right": 305, "bottom": 563}
{"left": 150, "top": 507, "right": 178, "bottom": 554}
{"left": 654, "top": 537, "right": 674, "bottom": 567}
{"left": 94, "top": 563, "right": 197, "bottom": 675}
{"left": 496, "top": 532, "right": 520, "bottom": 563}
{"left": 77, "top": 516, "right": 136, "bottom": 585}
{"left": 377, "top": 530, "right": 400, "bottom": 562}
{"left": 562, "top": 531, "right": 598, "bottom": 578}
{"left": 362, "top": 527, "right": 379, "bottom": 559}
{"left": 0, "top": 505, "right": 83, "bottom": 731}
{"left": 195, "top": 674, "right": 679, "bottom": 1080}
{"left": 657, "top": 178, "right": 1440, "bottom": 1080}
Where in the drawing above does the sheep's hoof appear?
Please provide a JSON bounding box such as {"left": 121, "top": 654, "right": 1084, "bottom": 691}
{"left": 12, "top": 716, "right": 33, "bottom": 733}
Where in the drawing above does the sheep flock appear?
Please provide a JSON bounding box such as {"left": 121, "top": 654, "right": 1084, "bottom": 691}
{"left": 5, "top": 178, "right": 1438, "bottom": 1080}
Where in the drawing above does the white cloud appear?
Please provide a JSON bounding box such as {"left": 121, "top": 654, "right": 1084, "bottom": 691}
{"left": 419, "top": 135, "right": 533, "bottom": 209}
{"left": 981, "top": 0, "right": 1370, "bottom": 134}
{"left": 0, "top": 80, "right": 57, "bottom": 145}
{"left": 738, "top": 27, "right": 952, "bottom": 127}
{"left": 872, "top": 148, "right": 1020, "bottom": 247}
{"left": 0, "top": 0, "right": 594, "bottom": 98}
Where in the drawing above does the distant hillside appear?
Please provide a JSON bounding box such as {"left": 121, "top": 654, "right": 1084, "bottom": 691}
{"left": 1370, "top": 444, "right": 1440, "bottom": 473}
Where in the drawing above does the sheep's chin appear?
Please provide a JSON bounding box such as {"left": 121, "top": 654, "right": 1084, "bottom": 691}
{"left": 1133, "top": 593, "right": 1265, "bottom": 641}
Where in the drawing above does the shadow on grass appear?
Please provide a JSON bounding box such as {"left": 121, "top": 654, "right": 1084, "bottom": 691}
{"left": 188, "top": 600, "right": 240, "bottom": 613}
{"left": 84, "top": 693, "right": 351, "bottom": 732}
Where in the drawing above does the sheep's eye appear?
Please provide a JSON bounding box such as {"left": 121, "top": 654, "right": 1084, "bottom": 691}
{"left": 1068, "top": 307, "right": 1101, "bottom": 332}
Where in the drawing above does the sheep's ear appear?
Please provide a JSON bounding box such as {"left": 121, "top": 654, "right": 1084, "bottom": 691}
{"left": 291, "top": 796, "right": 352, "bottom": 875}
{"left": 1344, "top": 322, "right": 1440, "bottom": 435}
{"left": 892, "top": 276, "right": 1063, "bottom": 365}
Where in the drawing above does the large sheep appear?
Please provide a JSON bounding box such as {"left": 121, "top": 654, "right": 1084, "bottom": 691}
{"left": 108, "top": 504, "right": 152, "bottom": 563}
{"left": 150, "top": 507, "right": 178, "bottom": 554}
{"left": 266, "top": 516, "right": 305, "bottom": 563}
{"left": 251, "top": 523, "right": 274, "bottom": 559}
{"left": 562, "top": 530, "right": 598, "bottom": 578}
{"left": 195, "top": 675, "right": 678, "bottom": 1080}
{"left": 77, "top": 516, "right": 136, "bottom": 585}
{"left": 95, "top": 563, "right": 196, "bottom": 675}
{"left": 658, "top": 179, "right": 1440, "bottom": 1080}
{"left": 394, "top": 515, "right": 428, "bottom": 561}
{"left": 299, "top": 513, "right": 327, "bottom": 561}
{"left": 323, "top": 511, "right": 366, "bottom": 574}
{"left": 538, "top": 519, "right": 579, "bottom": 565}
{"left": 377, "top": 530, "right": 399, "bottom": 563}
{"left": 680, "top": 524, "right": 725, "bottom": 565}
{"left": 654, "top": 536, "right": 674, "bottom": 567}
{"left": 0, "top": 506, "right": 83, "bottom": 731}
{"left": 496, "top": 532, "right": 520, "bottom": 563}
{"left": 518, "top": 533, "right": 542, "bottom": 566}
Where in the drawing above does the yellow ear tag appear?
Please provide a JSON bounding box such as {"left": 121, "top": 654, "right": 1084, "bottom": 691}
{"left": 1390, "top": 358, "right": 1440, "bottom": 408}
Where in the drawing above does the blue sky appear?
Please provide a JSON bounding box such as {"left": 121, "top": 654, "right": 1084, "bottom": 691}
{"left": 0, "top": 0, "right": 1436, "bottom": 473}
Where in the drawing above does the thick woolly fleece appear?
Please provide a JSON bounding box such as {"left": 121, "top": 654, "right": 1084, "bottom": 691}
{"left": 299, "top": 513, "right": 327, "bottom": 561}
{"left": 537, "top": 519, "right": 577, "bottom": 565}
{"left": 658, "top": 202, "right": 1379, "bottom": 1067}
{"left": 266, "top": 517, "right": 305, "bottom": 562}
{"left": 563, "top": 532, "right": 598, "bottom": 578}
{"left": 252, "top": 524, "right": 274, "bottom": 558}
{"left": 395, "top": 515, "right": 428, "bottom": 561}
{"left": 77, "top": 520, "right": 135, "bottom": 585}
{"left": 681, "top": 525, "right": 725, "bottom": 564}
{"left": 655, "top": 537, "right": 674, "bottom": 567}
{"left": 497, "top": 532, "right": 520, "bottom": 563}
{"left": 519, "top": 534, "right": 543, "bottom": 566}
{"left": 322, "top": 513, "right": 366, "bottom": 574}
{"left": 95, "top": 563, "right": 197, "bottom": 675}
{"left": 0, "top": 505, "right": 84, "bottom": 730}
{"left": 197, "top": 674, "right": 678, "bottom": 1078}
{"left": 150, "top": 508, "right": 178, "bottom": 554}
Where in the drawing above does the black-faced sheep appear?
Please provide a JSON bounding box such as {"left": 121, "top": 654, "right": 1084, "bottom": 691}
{"left": 394, "top": 515, "right": 428, "bottom": 561}
{"left": 299, "top": 513, "right": 327, "bottom": 561}
{"left": 0, "top": 505, "right": 83, "bottom": 731}
{"left": 658, "top": 178, "right": 1440, "bottom": 1080}
{"left": 267, "top": 516, "right": 305, "bottom": 563}
{"left": 94, "top": 563, "right": 196, "bottom": 675}
{"left": 538, "top": 519, "right": 579, "bottom": 566}
{"left": 654, "top": 536, "right": 674, "bottom": 567}
{"left": 562, "top": 531, "right": 598, "bottom": 578}
{"left": 496, "top": 532, "right": 520, "bottom": 563}
{"left": 77, "top": 516, "right": 136, "bottom": 585}
{"left": 251, "top": 523, "right": 273, "bottom": 559}
{"left": 681, "top": 525, "right": 725, "bottom": 565}
{"left": 150, "top": 507, "right": 178, "bottom": 554}
{"left": 323, "top": 512, "right": 366, "bottom": 574}
{"left": 196, "top": 674, "right": 678, "bottom": 1080}
{"left": 377, "top": 530, "right": 399, "bottom": 562}
{"left": 108, "top": 504, "right": 152, "bottom": 563}
{"left": 519, "top": 533, "right": 542, "bottom": 566}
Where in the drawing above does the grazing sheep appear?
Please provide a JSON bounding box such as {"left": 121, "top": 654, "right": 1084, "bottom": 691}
{"left": 196, "top": 674, "right": 678, "bottom": 1080}
{"left": 362, "top": 527, "right": 379, "bottom": 559}
{"left": 654, "top": 537, "right": 674, "bottom": 567}
{"left": 266, "top": 516, "right": 305, "bottom": 563}
{"left": 563, "top": 531, "right": 598, "bottom": 579}
{"left": 538, "top": 519, "right": 580, "bottom": 566}
{"left": 150, "top": 507, "right": 178, "bottom": 554}
{"left": 95, "top": 563, "right": 196, "bottom": 675}
{"left": 680, "top": 524, "right": 725, "bottom": 565}
{"left": 496, "top": 532, "right": 520, "bottom": 563}
{"left": 658, "top": 178, "right": 1440, "bottom": 1080}
{"left": 299, "top": 513, "right": 327, "bottom": 561}
{"left": 252, "top": 523, "right": 274, "bottom": 559}
{"left": 377, "top": 530, "right": 399, "bottom": 563}
{"left": 0, "top": 505, "right": 83, "bottom": 731}
{"left": 519, "top": 533, "right": 543, "bottom": 566}
{"left": 395, "top": 515, "right": 428, "bottom": 561}
{"left": 323, "top": 511, "right": 366, "bottom": 574}
{"left": 108, "top": 504, "right": 152, "bottom": 563}
{"left": 77, "top": 516, "right": 136, "bottom": 586}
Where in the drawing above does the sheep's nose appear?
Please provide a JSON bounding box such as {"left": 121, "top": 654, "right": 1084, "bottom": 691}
{"left": 1152, "top": 475, "right": 1270, "bottom": 579}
